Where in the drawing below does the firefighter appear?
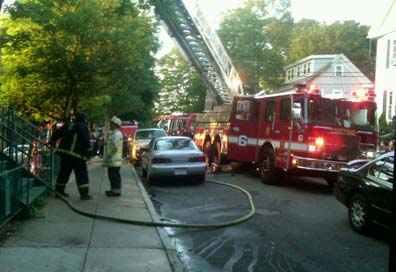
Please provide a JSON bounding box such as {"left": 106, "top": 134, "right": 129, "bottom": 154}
{"left": 49, "top": 111, "right": 93, "bottom": 200}
{"left": 102, "top": 116, "right": 123, "bottom": 197}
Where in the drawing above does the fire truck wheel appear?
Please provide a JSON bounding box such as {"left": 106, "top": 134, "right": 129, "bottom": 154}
{"left": 258, "top": 146, "right": 277, "bottom": 184}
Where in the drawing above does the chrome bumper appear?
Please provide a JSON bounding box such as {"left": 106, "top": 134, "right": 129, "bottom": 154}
{"left": 292, "top": 156, "right": 349, "bottom": 172}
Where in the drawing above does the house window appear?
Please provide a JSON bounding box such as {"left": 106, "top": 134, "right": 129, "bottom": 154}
{"left": 297, "top": 66, "right": 301, "bottom": 77}
{"left": 303, "top": 64, "right": 307, "bottom": 74}
{"left": 307, "top": 62, "right": 311, "bottom": 74}
{"left": 335, "top": 65, "right": 343, "bottom": 77}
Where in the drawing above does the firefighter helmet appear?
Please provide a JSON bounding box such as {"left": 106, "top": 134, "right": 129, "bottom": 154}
{"left": 110, "top": 116, "right": 122, "bottom": 128}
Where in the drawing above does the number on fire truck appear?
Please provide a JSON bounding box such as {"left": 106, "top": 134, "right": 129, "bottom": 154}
{"left": 238, "top": 135, "right": 248, "bottom": 147}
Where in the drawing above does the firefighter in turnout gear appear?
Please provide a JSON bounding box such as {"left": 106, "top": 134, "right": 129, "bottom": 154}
{"left": 102, "top": 116, "right": 123, "bottom": 197}
{"left": 49, "top": 111, "right": 93, "bottom": 200}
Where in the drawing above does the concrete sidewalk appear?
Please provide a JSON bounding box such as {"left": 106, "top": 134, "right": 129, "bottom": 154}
{"left": 0, "top": 159, "right": 178, "bottom": 272}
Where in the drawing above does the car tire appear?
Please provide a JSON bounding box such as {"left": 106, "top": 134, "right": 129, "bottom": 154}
{"left": 197, "top": 174, "right": 205, "bottom": 183}
{"left": 258, "top": 146, "right": 278, "bottom": 184}
{"left": 348, "top": 193, "right": 371, "bottom": 233}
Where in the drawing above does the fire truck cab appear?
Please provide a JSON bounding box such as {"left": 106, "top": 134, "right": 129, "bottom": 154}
{"left": 194, "top": 86, "right": 378, "bottom": 186}
{"left": 153, "top": 113, "right": 197, "bottom": 137}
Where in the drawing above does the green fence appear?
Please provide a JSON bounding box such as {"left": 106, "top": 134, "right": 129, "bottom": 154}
{"left": 0, "top": 107, "right": 59, "bottom": 229}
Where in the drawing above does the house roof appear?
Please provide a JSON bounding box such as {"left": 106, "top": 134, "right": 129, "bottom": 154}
{"left": 284, "top": 54, "right": 339, "bottom": 70}
{"left": 368, "top": 0, "right": 396, "bottom": 38}
{"left": 278, "top": 54, "right": 372, "bottom": 92}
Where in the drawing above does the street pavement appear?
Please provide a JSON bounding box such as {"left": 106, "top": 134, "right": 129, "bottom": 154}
{"left": 0, "top": 158, "right": 182, "bottom": 272}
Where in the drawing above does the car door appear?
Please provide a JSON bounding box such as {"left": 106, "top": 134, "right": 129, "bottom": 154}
{"left": 228, "top": 98, "right": 260, "bottom": 162}
{"left": 366, "top": 155, "right": 393, "bottom": 227}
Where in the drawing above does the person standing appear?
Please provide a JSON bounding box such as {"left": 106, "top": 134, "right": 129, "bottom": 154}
{"left": 30, "top": 144, "right": 42, "bottom": 175}
{"left": 103, "top": 116, "right": 123, "bottom": 197}
{"left": 49, "top": 111, "right": 93, "bottom": 200}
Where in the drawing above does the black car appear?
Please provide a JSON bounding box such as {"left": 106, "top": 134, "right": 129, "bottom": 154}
{"left": 334, "top": 151, "right": 394, "bottom": 233}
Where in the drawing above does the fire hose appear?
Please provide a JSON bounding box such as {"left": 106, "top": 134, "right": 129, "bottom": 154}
{"left": 39, "top": 166, "right": 256, "bottom": 229}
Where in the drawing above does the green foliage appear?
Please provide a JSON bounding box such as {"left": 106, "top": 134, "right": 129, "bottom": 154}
{"left": 288, "top": 20, "right": 375, "bottom": 80}
{"left": 217, "top": 0, "right": 375, "bottom": 94}
{"left": 0, "top": 0, "right": 160, "bottom": 124}
{"left": 155, "top": 49, "right": 205, "bottom": 115}
{"left": 218, "top": 0, "right": 292, "bottom": 94}
{"left": 378, "top": 111, "right": 394, "bottom": 136}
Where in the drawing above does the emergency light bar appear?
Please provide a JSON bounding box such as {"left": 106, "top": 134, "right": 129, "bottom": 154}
{"left": 351, "top": 88, "right": 376, "bottom": 101}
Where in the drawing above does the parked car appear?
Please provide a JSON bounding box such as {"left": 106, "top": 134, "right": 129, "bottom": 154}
{"left": 129, "top": 128, "right": 167, "bottom": 165}
{"left": 141, "top": 136, "right": 207, "bottom": 183}
{"left": 2, "top": 144, "right": 31, "bottom": 165}
{"left": 334, "top": 151, "right": 394, "bottom": 233}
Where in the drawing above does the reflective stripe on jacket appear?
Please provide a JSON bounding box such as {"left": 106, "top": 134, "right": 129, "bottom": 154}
{"left": 102, "top": 129, "right": 123, "bottom": 167}
{"left": 53, "top": 121, "right": 91, "bottom": 161}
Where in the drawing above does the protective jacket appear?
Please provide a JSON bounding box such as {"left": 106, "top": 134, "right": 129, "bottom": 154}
{"left": 102, "top": 128, "right": 123, "bottom": 167}
{"left": 50, "top": 121, "right": 92, "bottom": 161}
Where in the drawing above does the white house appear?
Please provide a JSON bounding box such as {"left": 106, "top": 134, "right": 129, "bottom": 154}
{"left": 278, "top": 54, "right": 373, "bottom": 99}
{"left": 368, "top": 0, "right": 396, "bottom": 122}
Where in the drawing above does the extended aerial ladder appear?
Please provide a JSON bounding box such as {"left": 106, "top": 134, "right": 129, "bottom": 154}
{"left": 151, "top": 0, "right": 244, "bottom": 110}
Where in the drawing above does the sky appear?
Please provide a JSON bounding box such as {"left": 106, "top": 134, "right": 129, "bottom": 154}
{"left": 1, "top": 0, "right": 393, "bottom": 53}
{"left": 1, "top": 0, "right": 392, "bottom": 27}
{"left": 157, "top": 0, "right": 393, "bottom": 56}
{"left": 190, "top": 0, "right": 392, "bottom": 28}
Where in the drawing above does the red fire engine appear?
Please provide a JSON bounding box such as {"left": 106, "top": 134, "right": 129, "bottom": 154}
{"left": 193, "top": 85, "right": 378, "bottom": 186}
{"left": 34, "top": 124, "right": 52, "bottom": 144}
{"left": 153, "top": 113, "right": 197, "bottom": 136}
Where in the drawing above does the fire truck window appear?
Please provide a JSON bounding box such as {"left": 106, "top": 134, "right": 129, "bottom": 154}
{"left": 307, "top": 99, "right": 320, "bottom": 121}
{"left": 280, "top": 99, "right": 291, "bottom": 121}
{"left": 235, "top": 100, "right": 252, "bottom": 120}
{"left": 177, "top": 120, "right": 186, "bottom": 130}
{"left": 265, "top": 101, "right": 275, "bottom": 121}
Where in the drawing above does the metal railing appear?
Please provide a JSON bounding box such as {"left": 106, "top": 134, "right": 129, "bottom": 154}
{"left": 0, "top": 107, "right": 59, "bottom": 229}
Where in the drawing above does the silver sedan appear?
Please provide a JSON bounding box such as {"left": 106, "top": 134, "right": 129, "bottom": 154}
{"left": 141, "top": 136, "right": 207, "bottom": 183}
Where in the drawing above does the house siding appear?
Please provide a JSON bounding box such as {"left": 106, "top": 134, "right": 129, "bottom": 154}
{"left": 374, "top": 32, "right": 396, "bottom": 121}
{"left": 283, "top": 54, "right": 372, "bottom": 99}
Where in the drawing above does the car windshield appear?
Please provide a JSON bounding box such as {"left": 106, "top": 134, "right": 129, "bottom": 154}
{"left": 136, "top": 130, "right": 166, "bottom": 140}
{"left": 155, "top": 138, "right": 195, "bottom": 150}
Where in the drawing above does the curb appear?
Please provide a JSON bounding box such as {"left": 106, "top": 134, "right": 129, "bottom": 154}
{"left": 130, "top": 165, "right": 186, "bottom": 272}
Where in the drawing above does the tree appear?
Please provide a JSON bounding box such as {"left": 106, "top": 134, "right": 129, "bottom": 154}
{"left": 155, "top": 49, "right": 205, "bottom": 115}
{"left": 218, "top": 1, "right": 376, "bottom": 94}
{"left": 218, "top": 0, "right": 293, "bottom": 94}
{"left": 0, "top": 0, "right": 159, "bottom": 124}
{"left": 288, "top": 20, "right": 375, "bottom": 80}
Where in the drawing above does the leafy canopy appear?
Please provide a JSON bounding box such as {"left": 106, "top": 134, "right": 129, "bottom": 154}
{"left": 0, "top": 0, "right": 159, "bottom": 123}
{"left": 155, "top": 49, "right": 205, "bottom": 115}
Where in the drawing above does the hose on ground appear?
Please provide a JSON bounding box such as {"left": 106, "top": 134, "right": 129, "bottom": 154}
{"left": 37, "top": 171, "right": 256, "bottom": 229}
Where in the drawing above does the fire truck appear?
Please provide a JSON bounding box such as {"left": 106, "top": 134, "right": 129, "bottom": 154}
{"left": 193, "top": 85, "right": 378, "bottom": 186}
{"left": 153, "top": 113, "right": 197, "bottom": 136}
